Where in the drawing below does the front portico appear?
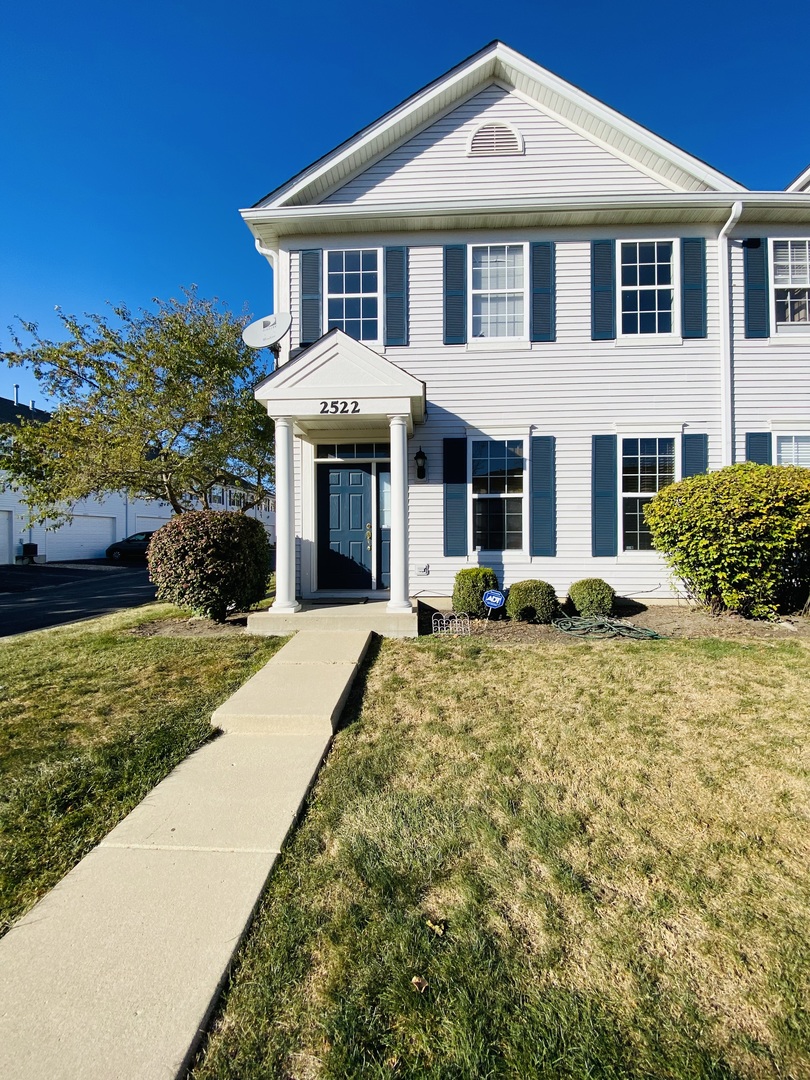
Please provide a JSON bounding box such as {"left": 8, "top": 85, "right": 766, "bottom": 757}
{"left": 255, "top": 330, "right": 425, "bottom": 622}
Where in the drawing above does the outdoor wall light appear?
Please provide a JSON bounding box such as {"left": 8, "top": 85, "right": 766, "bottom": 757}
{"left": 414, "top": 446, "right": 427, "bottom": 481}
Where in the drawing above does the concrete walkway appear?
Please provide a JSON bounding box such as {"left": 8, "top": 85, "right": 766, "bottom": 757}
{"left": 0, "top": 630, "right": 372, "bottom": 1080}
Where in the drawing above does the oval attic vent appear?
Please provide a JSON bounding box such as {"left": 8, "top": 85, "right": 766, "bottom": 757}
{"left": 469, "top": 122, "right": 523, "bottom": 156}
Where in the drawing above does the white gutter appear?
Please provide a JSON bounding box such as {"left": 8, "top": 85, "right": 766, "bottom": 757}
{"left": 718, "top": 201, "right": 743, "bottom": 466}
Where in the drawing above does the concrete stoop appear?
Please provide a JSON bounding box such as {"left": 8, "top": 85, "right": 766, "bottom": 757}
{"left": 0, "top": 630, "right": 372, "bottom": 1080}
{"left": 247, "top": 599, "right": 418, "bottom": 638}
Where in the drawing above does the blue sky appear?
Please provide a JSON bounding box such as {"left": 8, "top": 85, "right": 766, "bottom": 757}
{"left": 2, "top": 0, "right": 806, "bottom": 407}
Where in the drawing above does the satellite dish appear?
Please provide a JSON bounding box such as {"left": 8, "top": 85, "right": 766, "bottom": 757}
{"left": 242, "top": 312, "right": 292, "bottom": 350}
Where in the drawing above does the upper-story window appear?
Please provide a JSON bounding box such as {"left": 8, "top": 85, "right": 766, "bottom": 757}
{"left": 619, "top": 241, "right": 675, "bottom": 336}
{"left": 470, "top": 244, "right": 527, "bottom": 339}
{"left": 621, "top": 437, "right": 675, "bottom": 550}
{"left": 773, "top": 240, "right": 810, "bottom": 326}
{"left": 468, "top": 122, "right": 523, "bottom": 156}
{"left": 326, "top": 249, "right": 379, "bottom": 342}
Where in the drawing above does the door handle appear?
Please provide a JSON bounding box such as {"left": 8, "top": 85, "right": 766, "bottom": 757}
{"left": 365, "top": 522, "right": 372, "bottom": 551}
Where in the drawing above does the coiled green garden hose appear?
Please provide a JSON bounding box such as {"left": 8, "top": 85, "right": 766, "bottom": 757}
{"left": 552, "top": 617, "right": 663, "bottom": 639}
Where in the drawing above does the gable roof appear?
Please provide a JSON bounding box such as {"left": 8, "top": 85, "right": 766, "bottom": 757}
{"left": 787, "top": 164, "right": 810, "bottom": 192}
{"left": 254, "top": 41, "right": 745, "bottom": 211}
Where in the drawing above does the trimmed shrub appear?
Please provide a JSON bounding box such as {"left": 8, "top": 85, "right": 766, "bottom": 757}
{"left": 568, "top": 578, "right": 615, "bottom": 617}
{"left": 505, "top": 579, "right": 558, "bottom": 623}
{"left": 147, "top": 511, "right": 270, "bottom": 621}
{"left": 644, "top": 463, "right": 810, "bottom": 618}
{"left": 452, "top": 567, "right": 498, "bottom": 618}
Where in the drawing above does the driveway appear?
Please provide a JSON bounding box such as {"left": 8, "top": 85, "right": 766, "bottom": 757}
{"left": 0, "top": 562, "right": 156, "bottom": 637}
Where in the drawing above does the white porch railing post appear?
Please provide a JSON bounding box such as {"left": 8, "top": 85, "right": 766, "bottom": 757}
{"left": 387, "top": 414, "right": 412, "bottom": 613}
{"left": 272, "top": 416, "right": 300, "bottom": 613}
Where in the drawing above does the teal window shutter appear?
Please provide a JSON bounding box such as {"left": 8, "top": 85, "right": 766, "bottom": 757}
{"left": 744, "top": 239, "right": 770, "bottom": 339}
{"left": 530, "top": 242, "right": 555, "bottom": 342}
{"left": 681, "top": 433, "right": 708, "bottom": 476}
{"left": 443, "top": 438, "right": 468, "bottom": 556}
{"left": 530, "top": 435, "right": 556, "bottom": 556}
{"left": 384, "top": 247, "right": 409, "bottom": 346}
{"left": 681, "top": 238, "right": 707, "bottom": 338}
{"left": 299, "top": 249, "right": 322, "bottom": 346}
{"left": 591, "top": 240, "right": 616, "bottom": 340}
{"left": 443, "top": 246, "right": 467, "bottom": 345}
{"left": 592, "top": 435, "right": 618, "bottom": 556}
{"left": 745, "top": 432, "right": 772, "bottom": 464}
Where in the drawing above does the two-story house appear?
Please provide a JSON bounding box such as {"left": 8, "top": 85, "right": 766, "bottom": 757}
{"left": 241, "top": 41, "right": 810, "bottom": 628}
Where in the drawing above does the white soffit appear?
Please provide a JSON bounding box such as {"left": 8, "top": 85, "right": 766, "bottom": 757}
{"left": 253, "top": 42, "right": 744, "bottom": 212}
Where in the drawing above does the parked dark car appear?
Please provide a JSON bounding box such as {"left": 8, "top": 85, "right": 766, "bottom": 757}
{"left": 106, "top": 532, "right": 155, "bottom": 562}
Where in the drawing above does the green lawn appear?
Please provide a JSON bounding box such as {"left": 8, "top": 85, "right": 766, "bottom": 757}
{"left": 193, "top": 635, "right": 810, "bottom": 1080}
{"left": 0, "top": 605, "right": 285, "bottom": 932}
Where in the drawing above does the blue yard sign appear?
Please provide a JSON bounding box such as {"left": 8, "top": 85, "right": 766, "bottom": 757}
{"left": 482, "top": 589, "right": 505, "bottom": 609}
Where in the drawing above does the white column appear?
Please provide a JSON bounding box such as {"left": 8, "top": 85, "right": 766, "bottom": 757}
{"left": 272, "top": 416, "right": 300, "bottom": 612}
{"left": 387, "top": 414, "right": 412, "bottom": 613}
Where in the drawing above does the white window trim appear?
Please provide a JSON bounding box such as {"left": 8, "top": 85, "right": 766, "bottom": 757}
{"left": 616, "top": 239, "right": 682, "bottom": 343}
{"left": 769, "top": 239, "right": 810, "bottom": 334}
{"left": 618, "top": 434, "right": 681, "bottom": 555}
{"left": 466, "top": 120, "right": 525, "bottom": 157}
{"left": 467, "top": 435, "right": 529, "bottom": 556}
{"left": 467, "top": 242, "right": 530, "bottom": 343}
{"left": 323, "top": 245, "right": 384, "bottom": 348}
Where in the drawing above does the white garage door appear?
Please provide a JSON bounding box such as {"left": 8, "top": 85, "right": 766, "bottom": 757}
{"left": 0, "top": 511, "right": 12, "bottom": 565}
{"left": 47, "top": 515, "right": 116, "bottom": 561}
{"left": 135, "top": 515, "right": 171, "bottom": 533}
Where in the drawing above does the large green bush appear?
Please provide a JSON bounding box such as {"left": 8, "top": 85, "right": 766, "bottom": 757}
{"left": 644, "top": 463, "right": 810, "bottom": 618}
{"left": 568, "top": 578, "right": 615, "bottom": 617}
{"left": 505, "top": 580, "right": 558, "bottom": 623}
{"left": 452, "top": 567, "right": 498, "bottom": 618}
{"left": 148, "top": 511, "right": 271, "bottom": 621}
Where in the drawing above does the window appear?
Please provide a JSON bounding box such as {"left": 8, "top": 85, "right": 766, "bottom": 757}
{"left": 621, "top": 438, "right": 675, "bottom": 550}
{"left": 773, "top": 240, "right": 810, "bottom": 326}
{"left": 620, "top": 241, "right": 674, "bottom": 335}
{"left": 470, "top": 245, "right": 526, "bottom": 338}
{"left": 229, "top": 489, "right": 247, "bottom": 509}
{"left": 326, "top": 249, "right": 379, "bottom": 342}
{"left": 472, "top": 439, "right": 524, "bottom": 550}
{"left": 209, "top": 486, "right": 225, "bottom": 506}
{"left": 777, "top": 435, "right": 810, "bottom": 466}
{"left": 469, "top": 122, "right": 523, "bottom": 156}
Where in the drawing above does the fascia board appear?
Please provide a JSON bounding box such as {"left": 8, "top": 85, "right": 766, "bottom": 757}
{"left": 260, "top": 49, "right": 500, "bottom": 210}
{"left": 242, "top": 193, "right": 810, "bottom": 237}
{"left": 786, "top": 164, "right": 810, "bottom": 192}
{"left": 496, "top": 48, "right": 745, "bottom": 194}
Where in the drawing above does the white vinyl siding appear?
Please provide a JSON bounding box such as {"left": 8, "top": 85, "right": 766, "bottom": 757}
{"left": 731, "top": 240, "right": 810, "bottom": 463}
{"left": 323, "top": 86, "right": 671, "bottom": 205}
{"left": 286, "top": 236, "right": 721, "bottom": 599}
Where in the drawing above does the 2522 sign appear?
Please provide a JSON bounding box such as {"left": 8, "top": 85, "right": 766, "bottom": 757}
{"left": 319, "top": 400, "right": 360, "bottom": 414}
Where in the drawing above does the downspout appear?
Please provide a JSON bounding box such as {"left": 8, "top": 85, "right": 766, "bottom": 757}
{"left": 254, "top": 237, "right": 279, "bottom": 316}
{"left": 718, "top": 201, "right": 743, "bottom": 466}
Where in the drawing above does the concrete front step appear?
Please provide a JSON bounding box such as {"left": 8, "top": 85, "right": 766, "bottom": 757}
{"left": 0, "top": 628, "right": 373, "bottom": 1080}
{"left": 247, "top": 600, "right": 418, "bottom": 638}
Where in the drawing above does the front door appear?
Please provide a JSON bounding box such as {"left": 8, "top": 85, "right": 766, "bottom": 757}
{"left": 317, "top": 464, "right": 373, "bottom": 589}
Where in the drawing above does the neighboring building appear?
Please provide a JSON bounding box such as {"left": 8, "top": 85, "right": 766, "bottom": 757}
{"left": 244, "top": 41, "right": 810, "bottom": 613}
{"left": 0, "top": 395, "right": 275, "bottom": 563}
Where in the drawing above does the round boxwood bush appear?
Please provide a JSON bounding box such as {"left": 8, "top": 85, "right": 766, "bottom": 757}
{"left": 505, "top": 579, "right": 558, "bottom": 623}
{"left": 645, "top": 463, "right": 810, "bottom": 618}
{"left": 147, "top": 510, "right": 271, "bottom": 622}
{"left": 568, "top": 577, "right": 615, "bottom": 617}
{"left": 452, "top": 566, "right": 499, "bottom": 618}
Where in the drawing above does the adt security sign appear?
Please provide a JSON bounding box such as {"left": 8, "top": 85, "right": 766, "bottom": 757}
{"left": 482, "top": 589, "right": 505, "bottom": 609}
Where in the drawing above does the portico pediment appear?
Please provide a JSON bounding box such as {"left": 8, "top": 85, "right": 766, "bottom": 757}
{"left": 254, "top": 329, "right": 426, "bottom": 438}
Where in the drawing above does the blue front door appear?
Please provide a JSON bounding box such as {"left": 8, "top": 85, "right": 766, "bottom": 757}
{"left": 317, "top": 464, "right": 373, "bottom": 589}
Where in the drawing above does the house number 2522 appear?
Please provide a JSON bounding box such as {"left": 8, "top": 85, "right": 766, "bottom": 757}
{"left": 319, "top": 400, "right": 360, "bottom": 414}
